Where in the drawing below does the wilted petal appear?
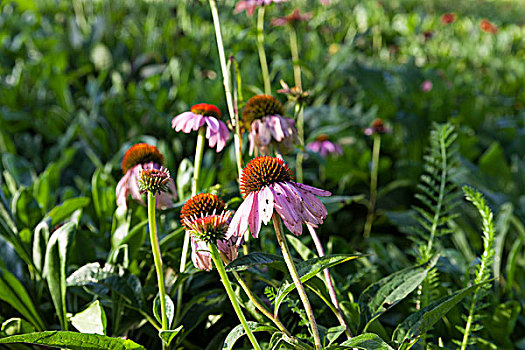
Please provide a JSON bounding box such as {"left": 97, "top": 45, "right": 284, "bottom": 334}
{"left": 156, "top": 178, "right": 177, "bottom": 210}
{"left": 293, "top": 182, "right": 331, "bottom": 197}
{"left": 268, "top": 115, "right": 285, "bottom": 141}
{"left": 191, "top": 237, "right": 212, "bottom": 271}
{"left": 247, "top": 192, "right": 262, "bottom": 239}
{"left": 258, "top": 186, "right": 274, "bottom": 225}
{"left": 271, "top": 183, "right": 302, "bottom": 236}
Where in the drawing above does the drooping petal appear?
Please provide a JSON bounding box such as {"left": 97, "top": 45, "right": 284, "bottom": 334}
{"left": 183, "top": 114, "right": 205, "bottom": 133}
{"left": 116, "top": 170, "right": 132, "bottom": 209}
{"left": 268, "top": 115, "right": 285, "bottom": 141}
{"left": 217, "top": 235, "right": 240, "bottom": 262}
{"left": 226, "top": 192, "right": 255, "bottom": 244}
{"left": 156, "top": 178, "right": 177, "bottom": 210}
{"left": 191, "top": 237, "right": 212, "bottom": 271}
{"left": 172, "top": 112, "right": 195, "bottom": 132}
{"left": 247, "top": 192, "right": 262, "bottom": 239}
{"left": 130, "top": 165, "right": 145, "bottom": 203}
{"left": 258, "top": 186, "right": 274, "bottom": 225}
{"left": 271, "top": 183, "right": 302, "bottom": 236}
{"left": 293, "top": 182, "right": 331, "bottom": 197}
{"left": 215, "top": 120, "right": 230, "bottom": 152}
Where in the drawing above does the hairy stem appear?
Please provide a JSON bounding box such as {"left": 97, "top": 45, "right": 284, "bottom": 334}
{"left": 147, "top": 192, "right": 168, "bottom": 345}
{"left": 307, "top": 224, "right": 352, "bottom": 338}
{"left": 272, "top": 214, "right": 322, "bottom": 350}
{"left": 257, "top": 7, "right": 271, "bottom": 94}
{"left": 364, "top": 133, "right": 381, "bottom": 238}
{"left": 208, "top": 243, "right": 262, "bottom": 350}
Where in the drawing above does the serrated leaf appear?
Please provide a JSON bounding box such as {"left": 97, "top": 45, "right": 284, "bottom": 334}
{"left": 43, "top": 221, "right": 77, "bottom": 330}
{"left": 159, "top": 325, "right": 183, "bottom": 346}
{"left": 225, "top": 252, "right": 286, "bottom": 272}
{"left": 222, "top": 322, "right": 277, "bottom": 350}
{"left": 153, "top": 293, "right": 175, "bottom": 329}
{"left": 392, "top": 283, "right": 487, "bottom": 348}
{"left": 274, "top": 255, "right": 364, "bottom": 315}
{"left": 327, "top": 333, "right": 394, "bottom": 349}
{"left": 359, "top": 256, "right": 438, "bottom": 331}
{"left": 0, "top": 331, "right": 146, "bottom": 349}
{"left": 70, "top": 301, "right": 107, "bottom": 336}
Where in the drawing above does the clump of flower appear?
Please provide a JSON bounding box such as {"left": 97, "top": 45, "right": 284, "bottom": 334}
{"left": 242, "top": 95, "right": 297, "bottom": 156}
{"left": 421, "top": 80, "right": 433, "bottom": 92}
{"left": 181, "top": 193, "right": 240, "bottom": 271}
{"left": 479, "top": 19, "right": 498, "bottom": 34}
{"left": 116, "top": 143, "right": 177, "bottom": 210}
{"left": 306, "top": 134, "right": 343, "bottom": 158}
{"left": 441, "top": 13, "right": 456, "bottom": 25}
{"left": 172, "top": 103, "right": 230, "bottom": 152}
{"left": 227, "top": 156, "right": 331, "bottom": 241}
{"left": 234, "top": 0, "right": 286, "bottom": 16}
{"left": 271, "top": 9, "right": 312, "bottom": 27}
{"left": 364, "top": 118, "right": 390, "bottom": 136}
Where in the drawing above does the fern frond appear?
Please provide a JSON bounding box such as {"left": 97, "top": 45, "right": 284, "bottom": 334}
{"left": 458, "top": 186, "right": 496, "bottom": 350}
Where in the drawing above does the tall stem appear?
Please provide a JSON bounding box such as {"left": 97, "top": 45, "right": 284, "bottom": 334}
{"left": 272, "top": 214, "right": 322, "bottom": 350}
{"left": 208, "top": 243, "right": 262, "bottom": 350}
{"left": 307, "top": 224, "right": 352, "bottom": 338}
{"left": 294, "top": 102, "right": 304, "bottom": 183}
{"left": 290, "top": 28, "right": 304, "bottom": 182}
{"left": 147, "top": 193, "right": 168, "bottom": 338}
{"left": 364, "top": 133, "right": 381, "bottom": 238}
{"left": 177, "top": 127, "right": 206, "bottom": 322}
{"left": 256, "top": 7, "right": 271, "bottom": 94}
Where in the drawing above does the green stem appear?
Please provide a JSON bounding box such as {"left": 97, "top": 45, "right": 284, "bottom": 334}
{"left": 290, "top": 29, "right": 305, "bottom": 183}
{"left": 208, "top": 243, "right": 262, "bottom": 350}
{"left": 272, "top": 214, "right": 322, "bottom": 350}
{"left": 147, "top": 193, "right": 168, "bottom": 335}
{"left": 364, "top": 133, "right": 381, "bottom": 238}
{"left": 256, "top": 7, "right": 271, "bottom": 94}
{"left": 289, "top": 28, "right": 302, "bottom": 91}
{"left": 294, "top": 103, "right": 304, "bottom": 183}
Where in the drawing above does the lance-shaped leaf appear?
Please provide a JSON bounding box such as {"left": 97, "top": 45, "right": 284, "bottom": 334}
{"left": 326, "top": 333, "right": 394, "bottom": 350}
{"left": 0, "top": 331, "right": 146, "bottom": 349}
{"left": 392, "top": 282, "right": 488, "bottom": 349}
{"left": 359, "top": 256, "right": 438, "bottom": 331}
{"left": 225, "top": 252, "right": 286, "bottom": 272}
{"left": 274, "top": 255, "right": 364, "bottom": 315}
{"left": 223, "top": 322, "right": 277, "bottom": 350}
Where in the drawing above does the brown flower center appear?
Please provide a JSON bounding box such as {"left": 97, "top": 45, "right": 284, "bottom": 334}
{"left": 122, "top": 143, "right": 164, "bottom": 174}
{"left": 240, "top": 156, "right": 293, "bottom": 197}
{"left": 190, "top": 103, "right": 221, "bottom": 119}
{"left": 181, "top": 193, "right": 226, "bottom": 228}
{"left": 242, "top": 95, "right": 284, "bottom": 130}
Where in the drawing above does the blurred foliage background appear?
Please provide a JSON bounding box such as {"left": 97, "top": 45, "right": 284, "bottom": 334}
{"left": 0, "top": 0, "right": 524, "bottom": 348}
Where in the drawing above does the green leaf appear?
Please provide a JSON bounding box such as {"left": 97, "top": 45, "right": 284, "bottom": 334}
{"left": 2, "top": 153, "right": 35, "bottom": 188}
{"left": 392, "top": 283, "right": 487, "bottom": 348}
{"left": 319, "top": 325, "right": 346, "bottom": 347}
{"left": 225, "top": 252, "right": 286, "bottom": 272}
{"left": 286, "top": 234, "right": 315, "bottom": 260}
{"left": 12, "top": 186, "right": 41, "bottom": 228}
{"left": 1, "top": 318, "right": 36, "bottom": 336}
{"left": 153, "top": 293, "right": 175, "bottom": 329}
{"left": 359, "top": 256, "right": 438, "bottom": 331}
{"left": 274, "top": 254, "right": 364, "bottom": 314}
{"left": 0, "top": 267, "right": 45, "bottom": 331}
{"left": 159, "top": 325, "right": 183, "bottom": 346}
{"left": 43, "top": 221, "right": 77, "bottom": 330}
{"left": 91, "top": 167, "right": 115, "bottom": 233}
{"left": 222, "top": 322, "right": 277, "bottom": 350}
{"left": 484, "top": 301, "right": 521, "bottom": 348}
{"left": 70, "top": 301, "right": 107, "bottom": 336}
{"left": 0, "top": 331, "right": 146, "bottom": 349}
{"left": 327, "top": 333, "right": 394, "bottom": 350}
{"left": 45, "top": 197, "right": 90, "bottom": 226}
{"left": 32, "top": 219, "right": 51, "bottom": 274}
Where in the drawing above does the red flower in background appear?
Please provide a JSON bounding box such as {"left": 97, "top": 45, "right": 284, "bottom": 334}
{"left": 441, "top": 13, "right": 456, "bottom": 25}
{"left": 480, "top": 19, "right": 498, "bottom": 34}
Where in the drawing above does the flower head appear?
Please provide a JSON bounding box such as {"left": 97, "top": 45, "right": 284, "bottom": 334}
{"left": 172, "top": 103, "right": 230, "bottom": 152}
{"left": 235, "top": 0, "right": 286, "bottom": 16}
{"left": 479, "top": 19, "right": 498, "bottom": 34}
{"left": 138, "top": 167, "right": 170, "bottom": 195}
{"left": 181, "top": 193, "right": 240, "bottom": 271}
{"left": 364, "top": 119, "right": 390, "bottom": 136}
{"left": 306, "top": 134, "right": 343, "bottom": 158}
{"left": 441, "top": 13, "right": 456, "bottom": 25}
{"left": 122, "top": 143, "right": 164, "bottom": 174}
{"left": 227, "top": 156, "right": 331, "bottom": 241}
{"left": 271, "top": 9, "right": 312, "bottom": 27}
{"left": 116, "top": 144, "right": 177, "bottom": 210}
{"left": 242, "top": 95, "right": 297, "bottom": 155}
{"left": 277, "top": 80, "right": 309, "bottom": 105}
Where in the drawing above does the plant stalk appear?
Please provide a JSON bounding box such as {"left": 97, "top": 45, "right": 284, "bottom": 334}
{"left": 256, "top": 7, "right": 271, "bottom": 94}
{"left": 147, "top": 192, "right": 168, "bottom": 343}
{"left": 272, "top": 214, "right": 322, "bottom": 350}
{"left": 290, "top": 28, "right": 305, "bottom": 183}
{"left": 364, "top": 133, "right": 381, "bottom": 238}
{"left": 208, "top": 243, "right": 262, "bottom": 350}
{"left": 307, "top": 224, "right": 352, "bottom": 338}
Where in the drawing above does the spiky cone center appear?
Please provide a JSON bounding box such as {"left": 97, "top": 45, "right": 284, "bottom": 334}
{"left": 240, "top": 156, "right": 293, "bottom": 197}
{"left": 180, "top": 193, "right": 226, "bottom": 228}
{"left": 370, "top": 118, "right": 388, "bottom": 134}
{"left": 242, "top": 95, "right": 285, "bottom": 131}
{"left": 190, "top": 103, "right": 222, "bottom": 119}
{"left": 122, "top": 143, "right": 164, "bottom": 174}
{"left": 183, "top": 211, "right": 231, "bottom": 244}
{"left": 138, "top": 167, "right": 170, "bottom": 195}
{"left": 316, "top": 134, "right": 330, "bottom": 142}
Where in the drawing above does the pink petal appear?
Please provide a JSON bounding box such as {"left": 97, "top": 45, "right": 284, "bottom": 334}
{"left": 293, "top": 182, "right": 331, "bottom": 197}
{"left": 156, "top": 178, "right": 177, "bottom": 210}
{"left": 258, "top": 186, "right": 274, "bottom": 225}
{"left": 268, "top": 116, "right": 285, "bottom": 141}
{"left": 183, "top": 114, "right": 205, "bottom": 133}
{"left": 191, "top": 237, "right": 212, "bottom": 271}
{"left": 215, "top": 120, "right": 230, "bottom": 152}
{"left": 248, "top": 192, "right": 261, "bottom": 239}
{"left": 172, "top": 112, "right": 195, "bottom": 132}
{"left": 116, "top": 171, "right": 132, "bottom": 209}
{"left": 226, "top": 193, "right": 255, "bottom": 244}
{"left": 271, "top": 183, "right": 302, "bottom": 236}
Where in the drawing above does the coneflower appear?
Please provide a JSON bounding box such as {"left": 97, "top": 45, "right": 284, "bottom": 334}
{"left": 306, "top": 134, "right": 343, "bottom": 158}
{"left": 116, "top": 143, "right": 177, "bottom": 210}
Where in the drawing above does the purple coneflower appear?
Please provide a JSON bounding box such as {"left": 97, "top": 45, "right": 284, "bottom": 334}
{"left": 227, "top": 156, "right": 331, "bottom": 242}
{"left": 271, "top": 9, "right": 312, "bottom": 27}
{"left": 306, "top": 134, "right": 343, "bottom": 158}
{"left": 243, "top": 95, "right": 297, "bottom": 156}
{"left": 116, "top": 143, "right": 177, "bottom": 210}
{"left": 181, "top": 193, "right": 240, "bottom": 271}
{"left": 364, "top": 118, "right": 390, "bottom": 136}
{"left": 235, "top": 0, "right": 286, "bottom": 16}
{"left": 172, "top": 103, "right": 230, "bottom": 152}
